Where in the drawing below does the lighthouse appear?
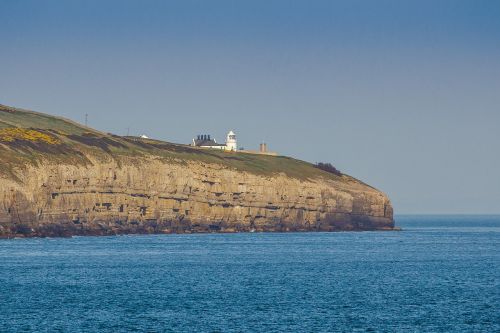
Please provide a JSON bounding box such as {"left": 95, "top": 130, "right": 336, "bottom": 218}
{"left": 225, "top": 130, "right": 237, "bottom": 151}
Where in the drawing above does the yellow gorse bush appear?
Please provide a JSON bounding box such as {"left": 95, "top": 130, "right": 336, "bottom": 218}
{"left": 0, "top": 128, "right": 60, "bottom": 144}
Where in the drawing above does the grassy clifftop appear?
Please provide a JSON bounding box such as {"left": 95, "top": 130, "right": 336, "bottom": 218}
{"left": 0, "top": 104, "right": 345, "bottom": 182}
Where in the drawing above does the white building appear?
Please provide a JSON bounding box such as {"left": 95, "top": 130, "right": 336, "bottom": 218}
{"left": 225, "top": 130, "right": 237, "bottom": 151}
{"left": 192, "top": 131, "right": 237, "bottom": 151}
{"left": 191, "top": 134, "right": 226, "bottom": 149}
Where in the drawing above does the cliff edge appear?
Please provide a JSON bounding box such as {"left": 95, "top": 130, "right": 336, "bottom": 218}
{"left": 0, "top": 104, "right": 394, "bottom": 237}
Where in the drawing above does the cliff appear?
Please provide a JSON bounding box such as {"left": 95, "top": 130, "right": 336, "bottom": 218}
{"left": 0, "top": 104, "right": 394, "bottom": 237}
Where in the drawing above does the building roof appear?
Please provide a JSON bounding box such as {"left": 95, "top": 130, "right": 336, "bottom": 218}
{"left": 193, "top": 138, "right": 226, "bottom": 147}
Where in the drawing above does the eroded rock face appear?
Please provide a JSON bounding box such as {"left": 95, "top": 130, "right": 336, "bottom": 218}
{"left": 0, "top": 156, "right": 394, "bottom": 237}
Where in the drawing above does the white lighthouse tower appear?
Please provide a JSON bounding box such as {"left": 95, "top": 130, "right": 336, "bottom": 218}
{"left": 225, "top": 130, "right": 237, "bottom": 151}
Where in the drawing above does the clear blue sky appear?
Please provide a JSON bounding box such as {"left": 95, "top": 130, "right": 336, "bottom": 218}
{"left": 1, "top": 0, "right": 499, "bottom": 214}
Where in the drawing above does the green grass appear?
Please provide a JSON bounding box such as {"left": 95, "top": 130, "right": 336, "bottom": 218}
{"left": 0, "top": 104, "right": 344, "bottom": 182}
{"left": 0, "top": 104, "right": 96, "bottom": 135}
{"left": 0, "top": 120, "right": 12, "bottom": 129}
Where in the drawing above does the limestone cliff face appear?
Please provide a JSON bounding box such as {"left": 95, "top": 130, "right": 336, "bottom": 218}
{"left": 0, "top": 156, "right": 393, "bottom": 237}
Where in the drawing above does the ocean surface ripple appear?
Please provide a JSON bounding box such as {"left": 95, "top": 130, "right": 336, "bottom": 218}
{"left": 1, "top": 215, "right": 499, "bottom": 332}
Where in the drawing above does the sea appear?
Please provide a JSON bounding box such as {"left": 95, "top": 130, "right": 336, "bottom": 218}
{"left": 0, "top": 215, "right": 499, "bottom": 332}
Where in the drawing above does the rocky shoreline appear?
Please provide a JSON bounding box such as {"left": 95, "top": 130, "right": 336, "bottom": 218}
{"left": 0, "top": 158, "right": 394, "bottom": 238}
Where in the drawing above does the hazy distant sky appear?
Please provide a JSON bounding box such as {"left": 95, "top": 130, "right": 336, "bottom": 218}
{"left": 1, "top": 0, "right": 499, "bottom": 214}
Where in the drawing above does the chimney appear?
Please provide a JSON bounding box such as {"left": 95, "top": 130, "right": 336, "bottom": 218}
{"left": 260, "top": 143, "right": 267, "bottom": 153}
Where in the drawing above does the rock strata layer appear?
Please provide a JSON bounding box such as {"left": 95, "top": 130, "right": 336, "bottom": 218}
{"left": 0, "top": 156, "right": 394, "bottom": 238}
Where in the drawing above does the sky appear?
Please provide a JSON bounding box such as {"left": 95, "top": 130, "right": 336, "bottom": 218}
{"left": 1, "top": 0, "right": 499, "bottom": 214}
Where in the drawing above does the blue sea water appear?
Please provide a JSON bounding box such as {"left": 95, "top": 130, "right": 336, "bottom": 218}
{"left": 0, "top": 215, "right": 499, "bottom": 332}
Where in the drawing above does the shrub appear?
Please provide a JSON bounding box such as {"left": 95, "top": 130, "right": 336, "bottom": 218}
{"left": 0, "top": 128, "right": 60, "bottom": 144}
{"left": 315, "top": 162, "right": 341, "bottom": 176}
